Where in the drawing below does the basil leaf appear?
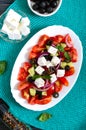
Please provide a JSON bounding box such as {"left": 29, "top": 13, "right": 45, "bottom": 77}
{"left": 56, "top": 45, "right": 64, "bottom": 52}
{"left": 64, "top": 52, "right": 71, "bottom": 62}
{"left": 38, "top": 113, "right": 52, "bottom": 122}
{"left": 0, "top": 61, "right": 7, "bottom": 75}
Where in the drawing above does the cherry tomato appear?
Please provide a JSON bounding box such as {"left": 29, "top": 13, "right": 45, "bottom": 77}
{"left": 35, "top": 96, "right": 52, "bottom": 105}
{"left": 18, "top": 81, "right": 30, "bottom": 91}
{"left": 28, "top": 96, "right": 37, "bottom": 105}
{"left": 65, "top": 34, "right": 73, "bottom": 47}
{"left": 37, "top": 35, "right": 49, "bottom": 47}
{"left": 47, "top": 86, "right": 54, "bottom": 96}
{"left": 23, "top": 62, "right": 32, "bottom": 71}
{"left": 69, "top": 48, "right": 78, "bottom": 62}
{"left": 21, "top": 88, "right": 30, "bottom": 100}
{"left": 54, "top": 80, "right": 63, "bottom": 92}
{"left": 58, "top": 77, "right": 69, "bottom": 86}
{"left": 17, "top": 67, "right": 28, "bottom": 81}
{"left": 55, "top": 35, "right": 64, "bottom": 43}
{"left": 29, "top": 51, "right": 38, "bottom": 59}
{"left": 32, "top": 45, "right": 44, "bottom": 53}
{"left": 65, "top": 67, "right": 75, "bottom": 76}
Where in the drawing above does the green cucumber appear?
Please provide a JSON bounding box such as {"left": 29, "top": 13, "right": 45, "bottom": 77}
{"left": 30, "top": 88, "right": 36, "bottom": 96}
{"left": 28, "top": 66, "right": 35, "bottom": 76}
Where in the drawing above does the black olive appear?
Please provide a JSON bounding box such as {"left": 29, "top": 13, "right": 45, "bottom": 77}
{"left": 39, "top": 1, "right": 46, "bottom": 8}
{"left": 50, "top": 1, "right": 58, "bottom": 8}
{"left": 53, "top": 92, "right": 59, "bottom": 98}
{"left": 65, "top": 65, "right": 70, "bottom": 71}
{"left": 46, "top": 6, "right": 53, "bottom": 13}
{"left": 27, "top": 77, "right": 34, "bottom": 82}
{"left": 36, "top": 91, "right": 42, "bottom": 99}
{"left": 39, "top": 8, "right": 46, "bottom": 14}
{"left": 30, "top": 59, "right": 36, "bottom": 65}
{"left": 32, "top": 4, "right": 39, "bottom": 11}
{"left": 44, "top": 54, "right": 52, "bottom": 60}
{"left": 46, "top": 39, "right": 53, "bottom": 45}
{"left": 48, "top": 66, "right": 55, "bottom": 74}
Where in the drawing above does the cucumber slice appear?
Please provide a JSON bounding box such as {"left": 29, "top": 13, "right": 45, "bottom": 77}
{"left": 28, "top": 66, "right": 35, "bottom": 76}
{"left": 61, "top": 62, "right": 67, "bottom": 68}
{"left": 42, "top": 91, "right": 47, "bottom": 96}
{"left": 30, "top": 88, "right": 36, "bottom": 96}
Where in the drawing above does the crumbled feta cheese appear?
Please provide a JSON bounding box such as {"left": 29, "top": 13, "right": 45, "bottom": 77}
{"left": 19, "top": 25, "right": 30, "bottom": 36}
{"left": 46, "top": 61, "right": 53, "bottom": 68}
{"left": 34, "top": 78, "right": 45, "bottom": 88}
{"left": 1, "top": 24, "right": 10, "bottom": 34}
{"left": 13, "top": 29, "right": 22, "bottom": 40}
{"left": 20, "top": 17, "right": 30, "bottom": 26}
{"left": 51, "top": 56, "right": 60, "bottom": 66}
{"left": 37, "top": 56, "right": 47, "bottom": 66}
{"left": 35, "top": 66, "right": 44, "bottom": 75}
{"left": 8, "top": 31, "right": 15, "bottom": 40}
{"left": 48, "top": 46, "right": 58, "bottom": 55}
{"left": 57, "top": 69, "right": 65, "bottom": 77}
{"left": 50, "top": 73, "right": 57, "bottom": 83}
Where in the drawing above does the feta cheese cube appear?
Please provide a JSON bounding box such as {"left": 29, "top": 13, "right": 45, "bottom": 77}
{"left": 51, "top": 56, "right": 60, "bottom": 66}
{"left": 50, "top": 73, "right": 57, "bottom": 83}
{"left": 8, "top": 31, "right": 15, "bottom": 40}
{"left": 46, "top": 61, "right": 53, "bottom": 68}
{"left": 20, "top": 17, "right": 30, "bottom": 26}
{"left": 35, "top": 66, "right": 44, "bottom": 75}
{"left": 19, "top": 25, "right": 30, "bottom": 36}
{"left": 1, "top": 23, "right": 10, "bottom": 34}
{"left": 57, "top": 69, "right": 65, "bottom": 77}
{"left": 34, "top": 78, "right": 45, "bottom": 88}
{"left": 13, "top": 29, "right": 22, "bottom": 40}
{"left": 37, "top": 56, "right": 47, "bottom": 66}
{"left": 48, "top": 46, "right": 57, "bottom": 55}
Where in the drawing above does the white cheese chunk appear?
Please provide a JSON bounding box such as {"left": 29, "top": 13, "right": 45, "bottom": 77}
{"left": 34, "top": 78, "right": 45, "bottom": 88}
{"left": 57, "top": 69, "right": 65, "bottom": 77}
{"left": 51, "top": 56, "right": 60, "bottom": 66}
{"left": 35, "top": 66, "right": 44, "bottom": 75}
{"left": 37, "top": 56, "right": 47, "bottom": 66}
{"left": 50, "top": 73, "right": 57, "bottom": 83}
{"left": 13, "top": 29, "right": 22, "bottom": 40}
{"left": 48, "top": 46, "right": 57, "bottom": 55}
{"left": 20, "top": 17, "right": 30, "bottom": 26}
{"left": 8, "top": 31, "right": 15, "bottom": 40}
{"left": 46, "top": 61, "right": 53, "bottom": 68}
{"left": 1, "top": 23, "right": 11, "bottom": 34}
{"left": 20, "top": 25, "right": 30, "bottom": 36}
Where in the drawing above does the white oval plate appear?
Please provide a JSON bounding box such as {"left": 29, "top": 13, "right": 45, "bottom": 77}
{"left": 10, "top": 25, "right": 83, "bottom": 111}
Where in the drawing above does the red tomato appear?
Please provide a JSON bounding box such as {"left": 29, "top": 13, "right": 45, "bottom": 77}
{"left": 21, "top": 88, "right": 30, "bottom": 100}
{"left": 17, "top": 67, "right": 28, "bottom": 81}
{"left": 29, "top": 51, "right": 38, "bottom": 59}
{"left": 69, "top": 48, "right": 78, "bottom": 62}
{"left": 54, "top": 80, "right": 63, "bottom": 92}
{"left": 47, "top": 86, "right": 54, "bottom": 96}
{"left": 35, "top": 96, "right": 52, "bottom": 105}
{"left": 65, "top": 67, "right": 75, "bottom": 76}
{"left": 18, "top": 81, "right": 30, "bottom": 91}
{"left": 23, "top": 62, "right": 32, "bottom": 71}
{"left": 37, "top": 34, "right": 49, "bottom": 47}
{"left": 55, "top": 35, "right": 64, "bottom": 43}
{"left": 58, "top": 77, "right": 69, "bottom": 86}
{"left": 32, "top": 45, "right": 44, "bottom": 53}
{"left": 65, "top": 34, "right": 73, "bottom": 47}
{"left": 28, "top": 96, "right": 37, "bottom": 105}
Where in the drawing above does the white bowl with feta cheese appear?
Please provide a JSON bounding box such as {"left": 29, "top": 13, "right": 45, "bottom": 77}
{"left": 0, "top": 9, "right": 30, "bottom": 43}
{"left": 10, "top": 25, "right": 83, "bottom": 111}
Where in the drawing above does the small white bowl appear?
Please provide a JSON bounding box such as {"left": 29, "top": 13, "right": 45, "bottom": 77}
{"left": 0, "top": 9, "right": 30, "bottom": 43}
{"left": 27, "top": 0, "right": 62, "bottom": 17}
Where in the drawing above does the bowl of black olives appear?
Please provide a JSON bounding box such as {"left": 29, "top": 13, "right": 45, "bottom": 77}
{"left": 27, "top": 0, "right": 62, "bottom": 17}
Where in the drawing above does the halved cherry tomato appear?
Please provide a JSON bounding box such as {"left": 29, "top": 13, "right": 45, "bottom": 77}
{"left": 28, "top": 96, "right": 37, "bottom": 105}
{"left": 47, "top": 86, "right": 54, "bottom": 96}
{"left": 23, "top": 62, "right": 32, "bottom": 71}
{"left": 32, "top": 45, "right": 44, "bottom": 53}
{"left": 54, "top": 80, "right": 63, "bottom": 92}
{"left": 18, "top": 81, "right": 30, "bottom": 91}
{"left": 58, "top": 77, "right": 69, "bottom": 86}
{"left": 65, "top": 67, "right": 75, "bottom": 76}
{"left": 21, "top": 88, "right": 29, "bottom": 100}
{"left": 35, "top": 96, "right": 52, "bottom": 105}
{"left": 65, "top": 34, "right": 73, "bottom": 47}
{"left": 37, "top": 34, "right": 49, "bottom": 47}
{"left": 55, "top": 35, "right": 64, "bottom": 43}
{"left": 69, "top": 48, "right": 78, "bottom": 62}
{"left": 17, "top": 67, "right": 28, "bottom": 81}
{"left": 29, "top": 51, "right": 38, "bottom": 59}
